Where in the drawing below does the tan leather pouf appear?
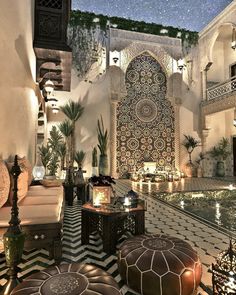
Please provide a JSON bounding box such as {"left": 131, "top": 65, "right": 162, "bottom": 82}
{"left": 11, "top": 263, "right": 122, "bottom": 295}
{"left": 118, "top": 234, "right": 202, "bottom": 295}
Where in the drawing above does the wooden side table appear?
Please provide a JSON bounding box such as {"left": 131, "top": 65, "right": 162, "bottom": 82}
{"left": 81, "top": 203, "right": 145, "bottom": 254}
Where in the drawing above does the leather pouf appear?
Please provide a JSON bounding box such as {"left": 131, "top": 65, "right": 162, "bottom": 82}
{"left": 118, "top": 234, "right": 202, "bottom": 295}
{"left": 11, "top": 263, "right": 122, "bottom": 295}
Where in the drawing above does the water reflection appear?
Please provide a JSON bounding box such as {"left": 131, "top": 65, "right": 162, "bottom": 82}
{"left": 215, "top": 202, "right": 221, "bottom": 226}
{"left": 158, "top": 190, "right": 236, "bottom": 233}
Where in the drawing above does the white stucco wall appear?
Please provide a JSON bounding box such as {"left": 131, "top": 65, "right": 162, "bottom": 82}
{"left": 48, "top": 67, "right": 111, "bottom": 177}
{"left": 207, "top": 41, "right": 224, "bottom": 83}
{"left": 48, "top": 28, "right": 184, "bottom": 176}
{"left": 0, "top": 0, "right": 38, "bottom": 163}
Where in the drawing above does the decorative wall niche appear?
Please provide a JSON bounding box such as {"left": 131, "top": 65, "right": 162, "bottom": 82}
{"left": 116, "top": 52, "right": 175, "bottom": 176}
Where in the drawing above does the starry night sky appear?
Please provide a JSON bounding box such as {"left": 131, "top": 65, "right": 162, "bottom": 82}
{"left": 72, "top": 0, "right": 233, "bottom": 32}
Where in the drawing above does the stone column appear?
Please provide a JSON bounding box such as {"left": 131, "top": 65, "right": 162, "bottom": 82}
{"left": 202, "top": 70, "right": 207, "bottom": 101}
{"left": 110, "top": 94, "right": 119, "bottom": 178}
{"left": 202, "top": 128, "right": 210, "bottom": 176}
{"left": 174, "top": 97, "right": 182, "bottom": 170}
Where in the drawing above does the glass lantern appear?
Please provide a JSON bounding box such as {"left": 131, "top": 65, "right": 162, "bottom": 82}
{"left": 32, "top": 155, "right": 45, "bottom": 180}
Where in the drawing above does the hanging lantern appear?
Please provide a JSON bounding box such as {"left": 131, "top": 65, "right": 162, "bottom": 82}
{"left": 212, "top": 239, "right": 236, "bottom": 294}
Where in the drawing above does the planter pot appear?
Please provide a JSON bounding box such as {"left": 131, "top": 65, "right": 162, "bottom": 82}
{"left": 64, "top": 185, "right": 74, "bottom": 206}
{"left": 216, "top": 161, "right": 225, "bottom": 177}
{"left": 197, "top": 166, "right": 203, "bottom": 178}
{"left": 44, "top": 175, "right": 56, "bottom": 180}
{"left": 185, "top": 163, "right": 197, "bottom": 178}
{"left": 99, "top": 155, "right": 109, "bottom": 176}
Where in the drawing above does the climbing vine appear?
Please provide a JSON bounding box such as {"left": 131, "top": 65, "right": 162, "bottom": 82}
{"left": 70, "top": 10, "right": 198, "bottom": 47}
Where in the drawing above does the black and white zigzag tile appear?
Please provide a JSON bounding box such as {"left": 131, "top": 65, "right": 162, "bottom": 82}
{"left": 0, "top": 179, "right": 217, "bottom": 295}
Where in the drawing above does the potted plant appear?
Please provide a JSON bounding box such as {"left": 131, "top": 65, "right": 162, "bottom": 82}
{"left": 58, "top": 119, "right": 73, "bottom": 170}
{"left": 38, "top": 126, "right": 63, "bottom": 178}
{"left": 182, "top": 135, "right": 201, "bottom": 177}
{"left": 195, "top": 152, "right": 205, "bottom": 177}
{"left": 92, "top": 147, "right": 98, "bottom": 176}
{"left": 209, "top": 137, "right": 231, "bottom": 177}
{"left": 74, "top": 150, "right": 86, "bottom": 203}
{"left": 60, "top": 100, "right": 84, "bottom": 166}
{"left": 97, "top": 116, "right": 109, "bottom": 175}
{"left": 75, "top": 150, "right": 86, "bottom": 169}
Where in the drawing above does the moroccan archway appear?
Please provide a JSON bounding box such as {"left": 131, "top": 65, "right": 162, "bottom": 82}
{"left": 116, "top": 52, "right": 175, "bottom": 176}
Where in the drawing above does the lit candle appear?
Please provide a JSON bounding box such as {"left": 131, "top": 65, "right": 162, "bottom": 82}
{"left": 229, "top": 184, "right": 234, "bottom": 191}
{"left": 94, "top": 198, "right": 101, "bottom": 208}
{"left": 124, "top": 197, "right": 131, "bottom": 206}
{"left": 168, "top": 173, "right": 173, "bottom": 182}
{"left": 180, "top": 172, "right": 185, "bottom": 178}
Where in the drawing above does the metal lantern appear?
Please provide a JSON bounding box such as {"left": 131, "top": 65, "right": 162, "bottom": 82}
{"left": 92, "top": 186, "right": 111, "bottom": 206}
{"left": 212, "top": 239, "right": 236, "bottom": 294}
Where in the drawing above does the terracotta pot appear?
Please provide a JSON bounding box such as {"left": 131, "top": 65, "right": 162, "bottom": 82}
{"left": 197, "top": 166, "right": 203, "bottom": 178}
{"left": 185, "top": 162, "right": 197, "bottom": 177}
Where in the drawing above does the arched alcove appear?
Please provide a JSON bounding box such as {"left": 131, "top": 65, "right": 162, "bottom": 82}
{"left": 116, "top": 51, "right": 175, "bottom": 176}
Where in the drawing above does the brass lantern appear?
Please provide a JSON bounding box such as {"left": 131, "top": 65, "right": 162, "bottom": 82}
{"left": 212, "top": 239, "right": 236, "bottom": 294}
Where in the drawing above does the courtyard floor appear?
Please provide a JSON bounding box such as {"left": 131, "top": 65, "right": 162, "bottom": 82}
{"left": 0, "top": 177, "right": 235, "bottom": 294}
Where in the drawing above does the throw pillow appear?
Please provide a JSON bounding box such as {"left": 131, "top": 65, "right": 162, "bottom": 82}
{"left": 0, "top": 160, "right": 10, "bottom": 208}
{"left": 19, "top": 156, "right": 33, "bottom": 186}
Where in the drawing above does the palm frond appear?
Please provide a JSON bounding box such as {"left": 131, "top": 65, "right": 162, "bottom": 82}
{"left": 183, "top": 135, "right": 201, "bottom": 150}
{"left": 97, "top": 116, "right": 108, "bottom": 156}
{"left": 60, "top": 100, "right": 84, "bottom": 122}
{"left": 74, "top": 150, "right": 86, "bottom": 167}
{"left": 48, "top": 126, "right": 63, "bottom": 151}
{"left": 38, "top": 144, "right": 52, "bottom": 168}
{"left": 58, "top": 120, "right": 73, "bottom": 137}
{"left": 58, "top": 143, "right": 67, "bottom": 158}
{"left": 92, "top": 147, "right": 98, "bottom": 167}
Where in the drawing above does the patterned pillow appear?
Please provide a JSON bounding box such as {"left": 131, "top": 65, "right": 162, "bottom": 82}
{"left": 0, "top": 160, "right": 10, "bottom": 208}
{"left": 7, "top": 158, "right": 29, "bottom": 205}
{"left": 19, "top": 157, "right": 33, "bottom": 186}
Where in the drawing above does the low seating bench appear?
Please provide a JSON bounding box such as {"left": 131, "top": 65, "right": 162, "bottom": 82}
{"left": 0, "top": 185, "right": 64, "bottom": 262}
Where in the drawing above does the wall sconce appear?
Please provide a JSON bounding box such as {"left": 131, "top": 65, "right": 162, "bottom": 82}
{"left": 177, "top": 58, "right": 186, "bottom": 71}
{"left": 52, "top": 105, "right": 60, "bottom": 114}
{"left": 110, "top": 50, "right": 120, "bottom": 66}
{"left": 43, "top": 79, "right": 54, "bottom": 96}
{"left": 212, "top": 240, "right": 236, "bottom": 294}
{"left": 232, "top": 28, "right": 236, "bottom": 50}
{"left": 47, "top": 93, "right": 58, "bottom": 106}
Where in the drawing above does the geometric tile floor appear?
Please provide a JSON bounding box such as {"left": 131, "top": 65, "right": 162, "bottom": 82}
{"left": 0, "top": 177, "right": 235, "bottom": 294}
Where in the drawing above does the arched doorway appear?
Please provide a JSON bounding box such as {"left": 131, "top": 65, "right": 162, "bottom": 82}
{"left": 116, "top": 52, "right": 175, "bottom": 176}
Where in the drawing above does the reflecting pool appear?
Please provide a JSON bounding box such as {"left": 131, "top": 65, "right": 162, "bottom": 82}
{"left": 157, "top": 190, "right": 236, "bottom": 234}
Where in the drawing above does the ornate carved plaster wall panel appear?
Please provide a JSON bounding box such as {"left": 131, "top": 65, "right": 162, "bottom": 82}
{"left": 116, "top": 52, "right": 175, "bottom": 176}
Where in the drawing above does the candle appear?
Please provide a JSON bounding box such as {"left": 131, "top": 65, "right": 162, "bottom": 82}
{"left": 94, "top": 198, "right": 101, "bottom": 207}
{"left": 124, "top": 197, "right": 131, "bottom": 206}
